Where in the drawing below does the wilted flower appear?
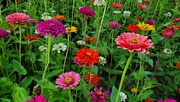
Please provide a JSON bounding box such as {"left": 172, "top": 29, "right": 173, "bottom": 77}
{"left": 26, "top": 94, "right": 48, "bottom": 102}
{"left": 41, "top": 12, "right": 52, "bottom": 20}
{"left": 137, "top": 22, "right": 154, "bottom": 31}
{"left": 93, "top": 0, "right": 106, "bottom": 6}
{"left": 107, "top": 21, "right": 120, "bottom": 29}
{"left": 164, "top": 12, "right": 172, "bottom": 17}
{"left": 137, "top": 4, "right": 147, "bottom": 10}
{"left": 173, "top": 18, "right": 180, "bottom": 22}
{"left": 119, "top": 92, "right": 127, "bottom": 102}
{"left": 115, "top": 32, "right": 154, "bottom": 54}
{"left": 78, "top": 7, "right": 95, "bottom": 21}
{"left": 74, "top": 48, "right": 99, "bottom": 66}
{"left": 163, "top": 48, "right": 172, "bottom": 54}
{"left": 146, "top": 19, "right": 156, "bottom": 25}
{"left": 76, "top": 40, "right": 86, "bottom": 45}
{"left": 6, "top": 12, "right": 32, "bottom": 24}
{"left": 131, "top": 88, "right": 137, "bottom": 93}
{"left": 127, "top": 24, "right": 140, "bottom": 32}
{"left": 162, "top": 29, "right": 174, "bottom": 38}
{"left": 123, "top": 11, "right": 131, "bottom": 16}
{"left": 176, "top": 62, "right": 180, "bottom": 69}
{"left": 89, "top": 87, "right": 109, "bottom": 102}
{"left": 66, "top": 26, "right": 77, "bottom": 33}
{"left": 0, "top": 29, "right": 8, "bottom": 38}
{"left": 99, "top": 56, "right": 106, "bottom": 65}
{"left": 36, "top": 20, "right": 65, "bottom": 38}
{"left": 112, "top": 2, "right": 123, "bottom": 8}
{"left": 136, "top": 16, "right": 142, "bottom": 20}
{"left": 144, "top": 98, "right": 154, "bottom": 102}
{"left": 53, "top": 14, "right": 66, "bottom": 21}
{"left": 56, "top": 71, "right": 80, "bottom": 89}
{"left": 52, "top": 43, "right": 67, "bottom": 53}
{"left": 38, "top": 45, "right": 47, "bottom": 52}
{"left": 86, "top": 73, "right": 99, "bottom": 84}
{"left": 25, "top": 35, "right": 37, "bottom": 41}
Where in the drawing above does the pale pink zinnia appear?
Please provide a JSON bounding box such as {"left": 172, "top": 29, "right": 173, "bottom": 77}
{"left": 115, "top": 32, "right": 154, "bottom": 54}
{"left": 6, "top": 12, "right": 31, "bottom": 24}
{"left": 56, "top": 71, "right": 80, "bottom": 89}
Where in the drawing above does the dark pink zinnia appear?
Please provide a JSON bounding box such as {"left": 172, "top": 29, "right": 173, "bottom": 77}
{"left": 107, "top": 22, "right": 120, "bottom": 29}
{"left": 146, "top": 19, "right": 156, "bottom": 25}
{"left": 36, "top": 20, "right": 65, "bottom": 38}
{"left": 112, "top": 2, "right": 123, "bottom": 8}
{"left": 26, "top": 94, "right": 48, "bottom": 102}
{"left": 0, "top": 29, "right": 8, "bottom": 38}
{"left": 173, "top": 18, "right": 180, "bottom": 22}
{"left": 6, "top": 12, "right": 31, "bottom": 24}
{"left": 89, "top": 87, "right": 110, "bottom": 102}
{"left": 78, "top": 7, "right": 95, "bottom": 21}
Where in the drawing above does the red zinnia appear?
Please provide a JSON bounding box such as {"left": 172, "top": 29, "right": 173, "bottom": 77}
{"left": 25, "top": 35, "right": 37, "bottom": 41}
{"left": 85, "top": 36, "right": 96, "bottom": 42}
{"left": 112, "top": 2, "right": 123, "bottom": 8}
{"left": 127, "top": 24, "right": 140, "bottom": 33}
{"left": 162, "top": 29, "right": 174, "bottom": 38}
{"left": 74, "top": 48, "right": 99, "bottom": 66}
{"left": 176, "top": 62, "right": 180, "bottom": 69}
{"left": 86, "top": 73, "right": 99, "bottom": 84}
{"left": 144, "top": 98, "right": 154, "bottom": 102}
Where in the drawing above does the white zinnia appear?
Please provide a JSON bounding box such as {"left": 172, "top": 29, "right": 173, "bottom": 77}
{"left": 38, "top": 45, "right": 47, "bottom": 52}
{"left": 137, "top": 0, "right": 142, "bottom": 3}
{"left": 52, "top": 43, "right": 67, "bottom": 53}
{"left": 99, "top": 56, "right": 106, "bottom": 65}
{"left": 93, "top": 0, "right": 106, "bottom": 6}
{"left": 41, "top": 13, "right": 52, "bottom": 20}
{"left": 164, "top": 12, "right": 172, "bottom": 17}
{"left": 123, "top": 11, "right": 131, "bottom": 16}
{"left": 120, "top": 92, "right": 127, "bottom": 102}
{"left": 76, "top": 40, "right": 86, "bottom": 45}
{"left": 163, "top": 48, "right": 172, "bottom": 54}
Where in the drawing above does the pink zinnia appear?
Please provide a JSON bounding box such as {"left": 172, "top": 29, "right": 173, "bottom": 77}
{"left": 112, "top": 2, "right": 123, "bottom": 8}
{"left": 6, "top": 12, "right": 31, "bottom": 24}
{"left": 158, "top": 98, "right": 177, "bottom": 102}
{"left": 78, "top": 7, "right": 95, "bottom": 21}
{"left": 107, "top": 22, "right": 120, "bottom": 29}
{"left": 115, "top": 32, "right": 154, "bottom": 54}
{"left": 137, "top": 4, "right": 147, "bottom": 10}
{"left": 56, "top": 71, "right": 80, "bottom": 89}
{"left": 26, "top": 94, "right": 48, "bottom": 102}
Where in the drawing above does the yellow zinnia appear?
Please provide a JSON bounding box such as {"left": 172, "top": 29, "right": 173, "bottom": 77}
{"left": 66, "top": 26, "right": 77, "bottom": 33}
{"left": 137, "top": 22, "right": 154, "bottom": 31}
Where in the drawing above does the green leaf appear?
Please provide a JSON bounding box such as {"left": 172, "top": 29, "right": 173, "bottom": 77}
{"left": 12, "top": 86, "right": 30, "bottom": 102}
{"left": 110, "top": 85, "right": 120, "bottom": 102}
{"left": 145, "top": 57, "right": 153, "bottom": 67}
{"left": 45, "top": 69, "right": 63, "bottom": 78}
{"left": 110, "top": 70, "right": 122, "bottom": 75}
{"left": 36, "top": 79, "right": 57, "bottom": 91}
{"left": 134, "top": 68, "right": 145, "bottom": 80}
{"left": 0, "top": 98, "right": 11, "bottom": 102}
{"left": 12, "top": 59, "right": 27, "bottom": 75}
{"left": 20, "top": 76, "right": 34, "bottom": 89}
{"left": 135, "top": 90, "right": 153, "bottom": 101}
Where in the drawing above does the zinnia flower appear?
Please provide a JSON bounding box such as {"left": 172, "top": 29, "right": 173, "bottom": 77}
{"left": 41, "top": 13, "right": 52, "bottom": 20}
{"left": 6, "top": 12, "right": 32, "bottom": 24}
{"left": 52, "top": 43, "right": 67, "bottom": 53}
{"left": 66, "top": 26, "right": 77, "bottom": 33}
{"left": 166, "top": 24, "right": 180, "bottom": 31}
{"left": 112, "top": 2, "right": 123, "bottom": 8}
{"left": 173, "top": 18, "right": 180, "bottom": 22}
{"left": 144, "top": 98, "right": 154, "bottom": 102}
{"left": 158, "top": 98, "right": 177, "bottom": 102}
{"left": 176, "top": 62, "right": 180, "bottom": 69}
{"left": 38, "top": 45, "right": 47, "bottom": 52}
{"left": 137, "top": 22, "right": 154, "bottom": 31}
{"left": 164, "top": 12, "right": 172, "bottom": 17}
{"left": 127, "top": 24, "right": 140, "bottom": 32}
{"left": 74, "top": 48, "right": 99, "bottom": 66}
{"left": 162, "top": 29, "right": 174, "bottom": 38}
{"left": 131, "top": 88, "right": 137, "bottom": 93}
{"left": 84, "top": 36, "right": 96, "bottom": 42}
{"left": 78, "top": 7, "right": 95, "bottom": 21}
{"left": 26, "top": 94, "right": 48, "bottom": 102}
{"left": 123, "top": 11, "right": 131, "bottom": 16}
{"left": 99, "top": 56, "right": 106, "bottom": 65}
{"left": 146, "top": 19, "right": 156, "bottom": 25}
{"left": 76, "top": 40, "right": 86, "bottom": 45}
{"left": 136, "top": 16, "right": 142, "bottom": 20}
{"left": 137, "top": 4, "right": 147, "bottom": 10}
{"left": 93, "top": 0, "right": 106, "bottom": 6}
{"left": 25, "top": 35, "right": 37, "bottom": 41}
{"left": 53, "top": 14, "right": 66, "bottom": 21}
{"left": 119, "top": 92, "right": 127, "bottom": 102}
{"left": 163, "top": 48, "right": 172, "bottom": 54}
{"left": 89, "top": 87, "right": 109, "bottom": 102}
{"left": 56, "top": 71, "right": 80, "bottom": 89}
{"left": 144, "top": 0, "right": 151, "bottom": 2}
{"left": 107, "top": 22, "right": 120, "bottom": 29}
{"left": 86, "top": 73, "right": 99, "bottom": 84}
{"left": 36, "top": 20, "right": 65, "bottom": 38}
{"left": 0, "top": 29, "right": 8, "bottom": 38}
{"left": 115, "top": 32, "right": 154, "bottom": 54}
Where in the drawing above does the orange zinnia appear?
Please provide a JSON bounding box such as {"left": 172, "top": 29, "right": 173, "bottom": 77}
{"left": 86, "top": 73, "right": 99, "bottom": 84}
{"left": 53, "top": 14, "right": 66, "bottom": 21}
{"left": 25, "top": 35, "right": 37, "bottom": 41}
{"left": 85, "top": 36, "right": 96, "bottom": 42}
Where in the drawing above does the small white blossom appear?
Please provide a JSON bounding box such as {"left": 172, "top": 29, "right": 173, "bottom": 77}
{"left": 76, "top": 40, "right": 86, "bottom": 45}
{"left": 52, "top": 43, "right": 67, "bottom": 53}
{"left": 41, "top": 13, "right": 52, "bottom": 20}
{"left": 164, "top": 48, "right": 172, "bottom": 54}
{"left": 113, "top": 11, "right": 121, "bottom": 14}
{"left": 120, "top": 92, "right": 127, "bottom": 102}
{"left": 99, "top": 56, "right": 106, "bottom": 65}
{"left": 51, "top": 10, "right": 56, "bottom": 13}
{"left": 137, "top": 0, "right": 142, "bottom": 3}
{"left": 93, "top": 0, "right": 106, "bottom": 6}
{"left": 38, "top": 45, "right": 47, "bottom": 52}
{"left": 164, "top": 12, "right": 172, "bottom": 17}
{"left": 123, "top": 11, "right": 131, "bottom": 16}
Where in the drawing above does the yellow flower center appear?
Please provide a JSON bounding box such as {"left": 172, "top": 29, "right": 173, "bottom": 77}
{"left": 86, "top": 52, "right": 92, "bottom": 56}
{"left": 130, "top": 38, "right": 140, "bottom": 43}
{"left": 65, "top": 77, "right": 73, "bottom": 85}
{"left": 96, "top": 91, "right": 102, "bottom": 96}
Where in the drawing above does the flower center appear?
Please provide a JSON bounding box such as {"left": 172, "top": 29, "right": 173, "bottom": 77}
{"left": 65, "top": 77, "right": 73, "bottom": 85}
{"left": 86, "top": 52, "right": 91, "bottom": 56}
{"left": 96, "top": 91, "right": 102, "bottom": 96}
{"left": 130, "top": 38, "right": 140, "bottom": 43}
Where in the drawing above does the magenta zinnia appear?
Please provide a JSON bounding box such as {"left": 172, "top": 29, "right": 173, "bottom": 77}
{"left": 36, "top": 20, "right": 65, "bottom": 38}
{"left": 0, "top": 29, "right": 8, "bottom": 38}
{"left": 89, "top": 87, "right": 110, "bottom": 102}
{"left": 78, "top": 7, "right": 95, "bottom": 21}
{"left": 56, "top": 71, "right": 80, "bottom": 89}
{"left": 115, "top": 32, "right": 154, "bottom": 54}
{"left": 6, "top": 12, "right": 32, "bottom": 24}
{"left": 26, "top": 94, "right": 48, "bottom": 102}
{"left": 107, "top": 22, "right": 121, "bottom": 29}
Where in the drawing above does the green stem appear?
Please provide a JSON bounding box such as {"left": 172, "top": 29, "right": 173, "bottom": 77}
{"left": 115, "top": 52, "right": 135, "bottom": 102}
{"left": 0, "top": 6, "right": 2, "bottom": 23}
{"left": 152, "top": 0, "right": 160, "bottom": 18}
{"left": 41, "top": 35, "right": 52, "bottom": 93}
{"left": 69, "top": 89, "right": 73, "bottom": 102}
{"left": 18, "top": 26, "right": 22, "bottom": 66}
{"left": 44, "top": 0, "right": 47, "bottom": 13}
{"left": 83, "top": 21, "right": 88, "bottom": 40}
{"left": 63, "top": 34, "right": 70, "bottom": 72}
